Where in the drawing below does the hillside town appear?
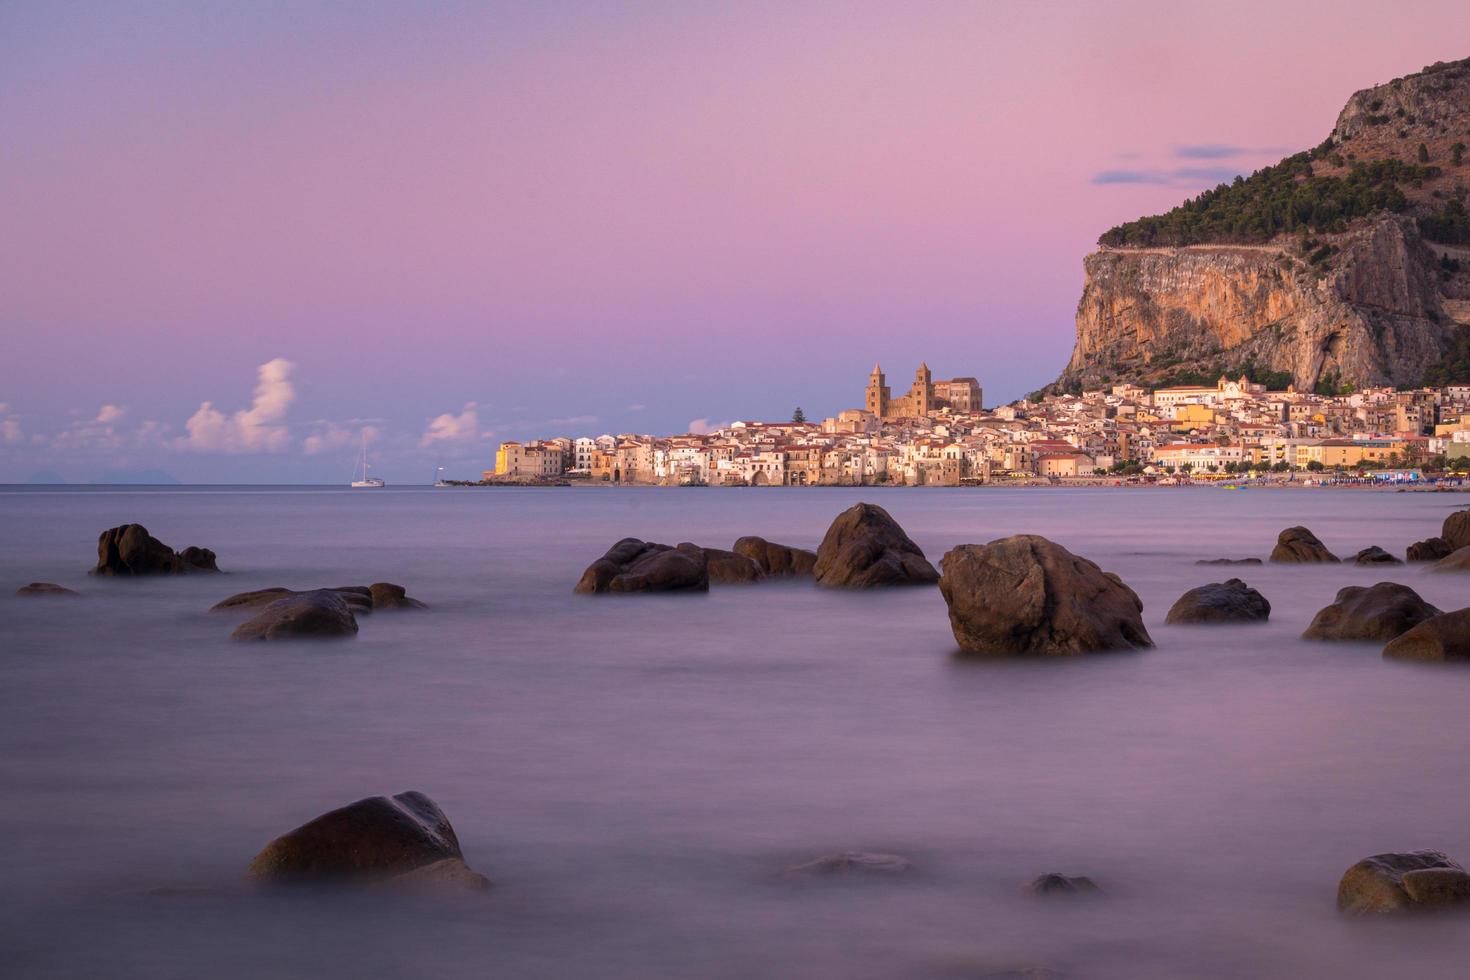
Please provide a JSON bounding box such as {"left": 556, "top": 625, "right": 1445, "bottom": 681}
{"left": 483, "top": 363, "right": 1470, "bottom": 486}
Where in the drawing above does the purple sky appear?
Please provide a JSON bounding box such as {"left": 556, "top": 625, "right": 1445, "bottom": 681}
{"left": 3, "top": 1, "right": 1468, "bottom": 482}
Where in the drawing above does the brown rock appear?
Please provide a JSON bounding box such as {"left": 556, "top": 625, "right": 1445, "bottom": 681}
{"left": 1443, "top": 509, "right": 1470, "bottom": 552}
{"left": 230, "top": 591, "right": 359, "bottom": 641}
{"left": 1337, "top": 851, "right": 1469, "bottom": 914}
{"left": 676, "top": 543, "right": 765, "bottom": 584}
{"left": 813, "top": 503, "right": 938, "bottom": 588}
{"left": 1354, "top": 545, "right": 1402, "bottom": 566}
{"left": 1428, "top": 546, "right": 1470, "bottom": 573}
{"left": 938, "top": 535, "right": 1152, "bottom": 656}
{"left": 369, "top": 582, "right": 428, "bottom": 610}
{"left": 1269, "top": 526, "right": 1338, "bottom": 563}
{"left": 1301, "top": 583, "right": 1441, "bottom": 642}
{"left": 212, "top": 587, "right": 373, "bottom": 615}
{"left": 1164, "top": 579, "right": 1270, "bottom": 624}
{"left": 732, "top": 536, "right": 817, "bottom": 578}
{"left": 91, "top": 523, "right": 219, "bottom": 576}
{"left": 1406, "top": 537, "right": 1453, "bottom": 562}
{"left": 1194, "top": 557, "right": 1263, "bottom": 566}
{"left": 1028, "top": 873, "right": 1101, "bottom": 896}
{"left": 574, "top": 538, "right": 709, "bottom": 594}
{"left": 15, "top": 582, "right": 79, "bottom": 597}
{"left": 1382, "top": 608, "right": 1470, "bottom": 662}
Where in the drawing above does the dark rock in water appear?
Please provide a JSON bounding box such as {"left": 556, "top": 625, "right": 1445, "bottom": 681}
{"left": 1269, "top": 526, "right": 1338, "bottom": 563}
{"left": 230, "top": 591, "right": 359, "bottom": 641}
{"left": 574, "top": 538, "right": 709, "bottom": 594}
{"left": 813, "top": 503, "right": 938, "bottom": 588}
{"left": 212, "top": 587, "right": 372, "bottom": 615}
{"left": 1337, "top": 851, "right": 1470, "bottom": 914}
{"left": 369, "top": 582, "right": 428, "bottom": 610}
{"left": 1442, "top": 510, "right": 1470, "bottom": 552}
{"left": 939, "top": 535, "right": 1152, "bottom": 655}
{"left": 245, "top": 791, "right": 489, "bottom": 891}
{"left": 676, "top": 543, "right": 765, "bottom": 584}
{"left": 1354, "top": 546, "right": 1403, "bottom": 566}
{"left": 1406, "top": 537, "right": 1453, "bottom": 562}
{"left": 1301, "top": 583, "right": 1441, "bottom": 643}
{"left": 91, "top": 523, "right": 219, "bottom": 576}
{"left": 1382, "top": 608, "right": 1470, "bottom": 662}
{"left": 1165, "top": 579, "right": 1270, "bottom": 624}
{"left": 1428, "top": 546, "right": 1470, "bottom": 574}
{"left": 15, "top": 582, "right": 79, "bottom": 597}
{"left": 1194, "top": 557, "right": 1263, "bottom": 566}
{"left": 1028, "top": 873, "right": 1101, "bottom": 896}
{"left": 732, "top": 536, "right": 817, "bottom": 578}
{"left": 782, "top": 851, "right": 913, "bottom": 878}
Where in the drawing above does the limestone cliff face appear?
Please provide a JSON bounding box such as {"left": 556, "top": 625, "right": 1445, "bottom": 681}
{"left": 1063, "top": 216, "right": 1449, "bottom": 390}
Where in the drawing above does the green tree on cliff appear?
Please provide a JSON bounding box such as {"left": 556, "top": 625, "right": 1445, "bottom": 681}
{"left": 1418, "top": 142, "right": 1430, "bottom": 163}
{"left": 791, "top": 407, "right": 806, "bottom": 424}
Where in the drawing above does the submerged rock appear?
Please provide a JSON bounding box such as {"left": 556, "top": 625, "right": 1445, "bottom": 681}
{"left": 939, "top": 535, "right": 1151, "bottom": 656}
{"left": 1382, "top": 608, "right": 1470, "bottom": 662}
{"left": 1428, "top": 547, "right": 1470, "bottom": 573}
{"left": 1194, "top": 557, "right": 1263, "bottom": 566}
{"left": 782, "top": 851, "right": 913, "bottom": 878}
{"left": 1442, "top": 510, "right": 1470, "bottom": 552}
{"left": 15, "top": 582, "right": 79, "bottom": 597}
{"left": 1354, "top": 546, "right": 1403, "bottom": 566}
{"left": 245, "top": 791, "right": 489, "bottom": 891}
{"left": 574, "top": 538, "right": 709, "bottom": 593}
{"left": 368, "top": 582, "right": 428, "bottom": 610}
{"left": 676, "top": 543, "right": 765, "bottom": 584}
{"left": 1406, "top": 537, "right": 1453, "bottom": 562}
{"left": 813, "top": 503, "right": 938, "bottom": 588}
{"left": 230, "top": 591, "right": 360, "bottom": 641}
{"left": 1269, "top": 526, "right": 1338, "bottom": 563}
{"left": 1028, "top": 873, "right": 1102, "bottom": 896}
{"left": 91, "top": 523, "right": 219, "bottom": 576}
{"left": 1301, "top": 583, "right": 1441, "bottom": 643}
{"left": 1165, "top": 579, "right": 1270, "bottom": 624}
{"left": 212, "top": 587, "right": 373, "bottom": 615}
{"left": 1337, "top": 851, "right": 1470, "bottom": 914}
{"left": 732, "top": 536, "right": 817, "bottom": 578}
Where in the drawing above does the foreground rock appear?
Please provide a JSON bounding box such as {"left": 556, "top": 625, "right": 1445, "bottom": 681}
{"left": 1164, "top": 579, "right": 1270, "bottom": 624}
{"left": 939, "top": 535, "right": 1152, "bottom": 656}
{"left": 1382, "top": 609, "right": 1470, "bottom": 662}
{"left": 1337, "top": 851, "right": 1470, "bottom": 914}
{"left": 1406, "top": 537, "right": 1453, "bottom": 562}
{"left": 813, "top": 503, "right": 938, "bottom": 588}
{"left": 246, "top": 791, "right": 489, "bottom": 891}
{"left": 732, "top": 536, "right": 817, "bottom": 578}
{"left": 1428, "top": 547, "right": 1470, "bottom": 573}
{"left": 1028, "top": 873, "right": 1101, "bottom": 896}
{"left": 574, "top": 538, "right": 708, "bottom": 593}
{"left": 1301, "top": 583, "right": 1442, "bottom": 643}
{"left": 1443, "top": 510, "right": 1470, "bottom": 552}
{"left": 15, "top": 582, "right": 79, "bottom": 597}
{"left": 1195, "top": 557, "right": 1262, "bottom": 566}
{"left": 676, "top": 543, "right": 764, "bottom": 584}
{"left": 782, "top": 851, "right": 913, "bottom": 878}
{"left": 1354, "top": 546, "right": 1403, "bottom": 566}
{"left": 230, "top": 591, "right": 360, "bottom": 641}
{"left": 1269, "top": 526, "right": 1338, "bottom": 563}
{"left": 91, "top": 524, "right": 219, "bottom": 576}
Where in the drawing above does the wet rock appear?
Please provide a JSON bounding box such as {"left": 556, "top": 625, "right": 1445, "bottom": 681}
{"left": 813, "top": 503, "right": 939, "bottom": 588}
{"left": 1028, "top": 873, "right": 1101, "bottom": 896}
{"left": 1337, "top": 850, "right": 1470, "bottom": 913}
{"left": 1269, "top": 526, "right": 1339, "bottom": 563}
{"left": 230, "top": 591, "right": 360, "bottom": 641}
{"left": 782, "top": 851, "right": 913, "bottom": 878}
{"left": 1442, "top": 509, "right": 1470, "bottom": 552}
{"left": 369, "top": 582, "right": 428, "bottom": 610}
{"left": 1164, "top": 579, "right": 1270, "bottom": 624}
{"left": 245, "top": 791, "right": 489, "bottom": 891}
{"left": 1406, "top": 537, "right": 1453, "bottom": 562}
{"left": 212, "top": 587, "right": 373, "bottom": 615}
{"left": 1301, "top": 583, "right": 1441, "bottom": 642}
{"left": 1354, "top": 546, "right": 1403, "bottom": 566}
{"left": 15, "top": 582, "right": 79, "bottom": 597}
{"left": 1382, "top": 608, "right": 1470, "bottom": 662}
{"left": 91, "top": 523, "right": 219, "bottom": 576}
{"left": 676, "top": 543, "right": 765, "bottom": 584}
{"left": 1428, "top": 546, "right": 1470, "bottom": 573}
{"left": 732, "top": 536, "right": 817, "bottom": 578}
{"left": 1194, "top": 557, "right": 1263, "bottom": 566}
{"left": 939, "top": 535, "right": 1152, "bottom": 656}
{"left": 574, "top": 538, "right": 709, "bottom": 593}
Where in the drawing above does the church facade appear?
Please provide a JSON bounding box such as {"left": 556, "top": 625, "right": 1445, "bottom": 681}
{"left": 864, "top": 363, "right": 982, "bottom": 419}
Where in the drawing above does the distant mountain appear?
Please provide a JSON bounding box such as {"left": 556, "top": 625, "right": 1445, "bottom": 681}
{"left": 1056, "top": 56, "right": 1470, "bottom": 394}
{"left": 89, "top": 469, "right": 182, "bottom": 485}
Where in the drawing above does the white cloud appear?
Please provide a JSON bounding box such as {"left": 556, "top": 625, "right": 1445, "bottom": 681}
{"left": 95, "top": 404, "right": 125, "bottom": 424}
{"left": 1, "top": 418, "right": 22, "bottom": 445}
{"left": 421, "top": 403, "right": 481, "bottom": 447}
{"left": 177, "top": 358, "right": 295, "bottom": 453}
{"left": 305, "top": 422, "right": 378, "bottom": 456}
{"left": 686, "top": 418, "right": 726, "bottom": 435}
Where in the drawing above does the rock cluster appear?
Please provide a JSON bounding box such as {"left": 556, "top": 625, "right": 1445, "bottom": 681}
{"left": 813, "top": 503, "right": 939, "bottom": 588}
{"left": 1301, "top": 583, "right": 1441, "bottom": 642}
{"left": 1269, "top": 526, "right": 1338, "bottom": 563}
{"left": 574, "top": 538, "right": 709, "bottom": 593}
{"left": 91, "top": 524, "right": 219, "bottom": 576}
{"left": 1165, "top": 579, "right": 1270, "bottom": 624}
{"left": 1337, "top": 851, "right": 1470, "bottom": 914}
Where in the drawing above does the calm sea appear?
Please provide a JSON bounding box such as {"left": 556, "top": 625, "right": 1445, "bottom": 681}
{"left": 3, "top": 485, "right": 1469, "bottom": 979}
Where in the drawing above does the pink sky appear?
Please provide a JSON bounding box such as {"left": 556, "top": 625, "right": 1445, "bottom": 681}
{"left": 2, "top": 1, "right": 1468, "bottom": 481}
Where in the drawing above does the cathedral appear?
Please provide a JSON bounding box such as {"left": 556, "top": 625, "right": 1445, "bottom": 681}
{"left": 865, "top": 362, "right": 982, "bottom": 419}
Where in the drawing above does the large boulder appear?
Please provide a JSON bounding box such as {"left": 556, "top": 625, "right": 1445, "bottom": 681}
{"left": 1269, "top": 526, "right": 1338, "bottom": 563}
{"left": 1354, "top": 546, "right": 1403, "bottom": 566}
{"left": 676, "top": 543, "right": 764, "bottom": 584}
{"left": 1442, "top": 510, "right": 1470, "bottom": 552}
{"left": 1382, "top": 608, "right": 1470, "bottom": 662}
{"left": 1301, "top": 583, "right": 1442, "bottom": 642}
{"left": 245, "top": 791, "right": 489, "bottom": 891}
{"left": 15, "top": 582, "right": 79, "bottom": 597}
{"left": 574, "top": 538, "right": 709, "bottom": 593}
{"left": 1428, "top": 546, "right": 1470, "bottom": 573}
{"left": 1337, "top": 851, "right": 1470, "bottom": 914}
{"left": 1164, "top": 579, "right": 1270, "bottom": 624}
{"left": 1406, "top": 537, "right": 1453, "bottom": 562}
{"left": 732, "top": 536, "right": 817, "bottom": 578}
{"left": 813, "top": 503, "right": 938, "bottom": 588}
{"left": 230, "top": 591, "right": 360, "bottom": 641}
{"left": 938, "top": 535, "right": 1152, "bottom": 656}
{"left": 212, "top": 587, "right": 373, "bottom": 615}
{"left": 91, "top": 523, "right": 219, "bottom": 576}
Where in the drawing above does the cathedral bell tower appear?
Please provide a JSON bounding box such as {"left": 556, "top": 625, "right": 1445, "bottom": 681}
{"left": 866, "top": 363, "right": 890, "bottom": 418}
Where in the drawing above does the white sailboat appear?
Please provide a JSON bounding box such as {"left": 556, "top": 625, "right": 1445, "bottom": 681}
{"left": 433, "top": 466, "right": 450, "bottom": 488}
{"left": 350, "top": 431, "right": 385, "bottom": 488}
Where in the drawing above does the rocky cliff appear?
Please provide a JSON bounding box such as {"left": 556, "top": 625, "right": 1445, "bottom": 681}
{"left": 1057, "top": 57, "right": 1470, "bottom": 392}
